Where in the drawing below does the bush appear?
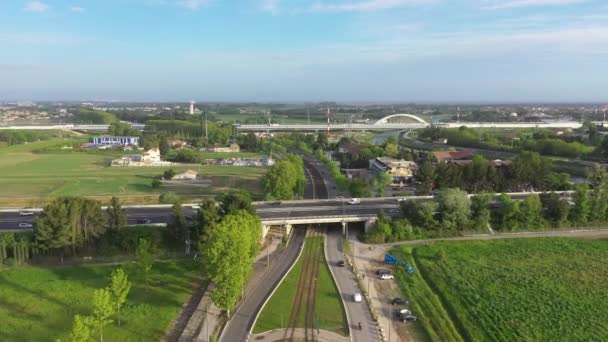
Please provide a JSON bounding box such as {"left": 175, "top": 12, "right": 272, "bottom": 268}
{"left": 159, "top": 192, "right": 181, "bottom": 204}
{"left": 151, "top": 179, "right": 162, "bottom": 189}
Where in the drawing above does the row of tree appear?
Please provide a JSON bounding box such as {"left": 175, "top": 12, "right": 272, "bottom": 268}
{"left": 365, "top": 167, "right": 608, "bottom": 243}
{"left": 415, "top": 151, "right": 571, "bottom": 195}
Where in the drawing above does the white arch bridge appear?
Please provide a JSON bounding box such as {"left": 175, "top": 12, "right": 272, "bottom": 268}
{"left": 235, "top": 113, "right": 431, "bottom": 132}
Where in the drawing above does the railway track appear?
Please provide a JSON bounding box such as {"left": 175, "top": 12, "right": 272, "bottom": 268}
{"left": 283, "top": 226, "right": 325, "bottom": 341}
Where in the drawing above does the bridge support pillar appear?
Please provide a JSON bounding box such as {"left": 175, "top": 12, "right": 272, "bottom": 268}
{"left": 284, "top": 224, "right": 293, "bottom": 236}
{"left": 261, "top": 224, "right": 270, "bottom": 240}
{"left": 342, "top": 222, "right": 348, "bottom": 238}
{"left": 364, "top": 218, "right": 377, "bottom": 233}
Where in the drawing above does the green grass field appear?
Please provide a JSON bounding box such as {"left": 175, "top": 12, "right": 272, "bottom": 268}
{"left": 391, "top": 238, "right": 608, "bottom": 342}
{"left": 0, "top": 138, "right": 265, "bottom": 203}
{"left": 0, "top": 260, "right": 201, "bottom": 342}
{"left": 253, "top": 237, "right": 348, "bottom": 336}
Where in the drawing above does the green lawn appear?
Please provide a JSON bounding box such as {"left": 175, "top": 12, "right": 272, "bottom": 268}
{"left": 253, "top": 237, "right": 348, "bottom": 336}
{"left": 0, "top": 260, "right": 201, "bottom": 342}
{"left": 391, "top": 238, "right": 608, "bottom": 342}
{"left": 0, "top": 139, "right": 265, "bottom": 202}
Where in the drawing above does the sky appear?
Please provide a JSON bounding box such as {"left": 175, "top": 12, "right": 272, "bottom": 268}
{"left": 1, "top": 0, "right": 607, "bottom": 102}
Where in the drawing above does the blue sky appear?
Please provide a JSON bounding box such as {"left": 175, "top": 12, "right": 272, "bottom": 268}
{"left": 1, "top": 0, "right": 607, "bottom": 102}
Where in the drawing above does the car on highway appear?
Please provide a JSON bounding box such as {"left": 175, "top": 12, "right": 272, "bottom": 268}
{"left": 396, "top": 198, "right": 408, "bottom": 202}
{"left": 380, "top": 273, "right": 395, "bottom": 280}
{"left": 391, "top": 298, "right": 409, "bottom": 306}
{"left": 353, "top": 293, "right": 362, "bottom": 302}
{"left": 136, "top": 218, "right": 151, "bottom": 224}
{"left": 18, "top": 222, "right": 33, "bottom": 228}
{"left": 347, "top": 198, "right": 361, "bottom": 205}
{"left": 19, "top": 211, "right": 35, "bottom": 216}
{"left": 395, "top": 309, "right": 417, "bottom": 322}
{"left": 191, "top": 205, "right": 201, "bottom": 210}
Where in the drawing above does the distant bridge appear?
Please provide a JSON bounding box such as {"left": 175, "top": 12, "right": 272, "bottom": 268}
{"left": 0, "top": 123, "right": 146, "bottom": 131}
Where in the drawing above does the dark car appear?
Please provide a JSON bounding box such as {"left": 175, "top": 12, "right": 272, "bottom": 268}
{"left": 391, "top": 298, "right": 409, "bottom": 306}
{"left": 395, "top": 309, "right": 417, "bottom": 322}
{"left": 375, "top": 269, "right": 391, "bottom": 276}
{"left": 136, "top": 218, "right": 151, "bottom": 224}
{"left": 337, "top": 260, "right": 346, "bottom": 267}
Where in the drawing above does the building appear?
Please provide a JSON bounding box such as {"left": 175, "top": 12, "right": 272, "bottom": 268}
{"left": 202, "top": 144, "right": 241, "bottom": 153}
{"left": 190, "top": 101, "right": 195, "bottom": 115}
{"left": 111, "top": 148, "right": 170, "bottom": 167}
{"left": 172, "top": 169, "right": 198, "bottom": 180}
{"left": 369, "top": 157, "right": 418, "bottom": 182}
{"left": 142, "top": 148, "right": 161, "bottom": 162}
{"left": 92, "top": 136, "right": 139, "bottom": 146}
{"left": 168, "top": 139, "right": 189, "bottom": 149}
{"left": 432, "top": 151, "right": 473, "bottom": 162}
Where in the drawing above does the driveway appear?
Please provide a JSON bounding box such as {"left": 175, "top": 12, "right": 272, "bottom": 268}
{"left": 325, "top": 228, "right": 380, "bottom": 342}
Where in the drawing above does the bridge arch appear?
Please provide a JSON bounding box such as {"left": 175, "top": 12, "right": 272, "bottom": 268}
{"left": 374, "top": 114, "right": 428, "bottom": 125}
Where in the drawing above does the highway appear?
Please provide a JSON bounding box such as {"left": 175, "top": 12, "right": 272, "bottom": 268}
{"left": 0, "top": 192, "right": 571, "bottom": 231}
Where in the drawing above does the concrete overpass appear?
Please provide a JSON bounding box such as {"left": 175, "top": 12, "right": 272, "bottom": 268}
{"left": 0, "top": 123, "right": 146, "bottom": 131}
{"left": 0, "top": 191, "right": 573, "bottom": 235}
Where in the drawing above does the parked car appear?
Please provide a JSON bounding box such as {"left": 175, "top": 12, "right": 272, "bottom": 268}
{"left": 18, "top": 222, "right": 33, "bottom": 228}
{"left": 353, "top": 293, "right": 362, "bottom": 302}
{"left": 136, "top": 218, "right": 151, "bottom": 224}
{"left": 348, "top": 198, "right": 361, "bottom": 205}
{"left": 19, "top": 211, "right": 35, "bottom": 216}
{"left": 395, "top": 309, "right": 417, "bottom": 322}
{"left": 391, "top": 298, "right": 409, "bottom": 306}
{"left": 375, "top": 269, "right": 391, "bottom": 276}
{"left": 380, "top": 273, "right": 395, "bottom": 280}
{"left": 337, "top": 260, "right": 346, "bottom": 267}
{"left": 191, "top": 205, "right": 201, "bottom": 210}
{"left": 396, "top": 198, "right": 407, "bottom": 202}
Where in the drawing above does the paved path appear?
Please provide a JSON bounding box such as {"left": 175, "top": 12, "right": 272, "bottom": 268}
{"left": 252, "top": 328, "right": 350, "bottom": 342}
{"left": 326, "top": 228, "right": 381, "bottom": 342}
{"left": 220, "top": 229, "right": 306, "bottom": 342}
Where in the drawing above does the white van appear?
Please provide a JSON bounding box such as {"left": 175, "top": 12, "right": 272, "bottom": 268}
{"left": 353, "top": 293, "right": 362, "bottom": 302}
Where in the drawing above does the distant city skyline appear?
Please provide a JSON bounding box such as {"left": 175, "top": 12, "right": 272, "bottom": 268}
{"left": 1, "top": 0, "right": 607, "bottom": 102}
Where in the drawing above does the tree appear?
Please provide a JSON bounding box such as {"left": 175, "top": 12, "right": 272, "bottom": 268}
{"left": 540, "top": 192, "right": 570, "bottom": 227}
{"left": 569, "top": 184, "right": 590, "bottom": 226}
{"left": 348, "top": 178, "right": 371, "bottom": 197}
{"left": 316, "top": 132, "right": 328, "bottom": 149}
{"left": 136, "top": 238, "right": 154, "bottom": 290}
{"left": 493, "top": 194, "right": 520, "bottom": 231}
{"left": 35, "top": 200, "right": 72, "bottom": 263}
{"left": 262, "top": 160, "right": 297, "bottom": 200}
{"left": 217, "top": 191, "right": 255, "bottom": 216}
{"left": 436, "top": 188, "right": 471, "bottom": 232}
{"left": 194, "top": 199, "right": 220, "bottom": 242}
{"left": 151, "top": 179, "right": 161, "bottom": 189}
{"left": 107, "top": 197, "right": 126, "bottom": 231}
{"left": 168, "top": 202, "right": 189, "bottom": 251}
{"left": 199, "top": 210, "right": 261, "bottom": 316}
{"left": 78, "top": 199, "right": 106, "bottom": 248}
{"left": 415, "top": 157, "right": 435, "bottom": 195}
{"left": 470, "top": 193, "right": 492, "bottom": 231}
{"left": 69, "top": 314, "right": 93, "bottom": 342}
{"left": 0, "top": 233, "right": 15, "bottom": 263}
{"left": 91, "top": 288, "right": 115, "bottom": 342}
{"left": 159, "top": 135, "right": 170, "bottom": 156}
{"left": 372, "top": 172, "right": 392, "bottom": 197}
{"left": 384, "top": 142, "right": 399, "bottom": 158}
{"left": 108, "top": 122, "right": 140, "bottom": 137}
{"left": 401, "top": 200, "right": 437, "bottom": 230}
{"left": 163, "top": 168, "right": 176, "bottom": 180}
{"left": 518, "top": 194, "right": 544, "bottom": 230}
{"left": 109, "top": 268, "right": 131, "bottom": 327}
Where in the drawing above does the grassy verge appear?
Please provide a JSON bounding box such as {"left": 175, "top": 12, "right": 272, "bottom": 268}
{"left": 392, "top": 238, "right": 608, "bottom": 341}
{"left": 0, "top": 260, "right": 201, "bottom": 341}
{"left": 253, "top": 237, "right": 347, "bottom": 336}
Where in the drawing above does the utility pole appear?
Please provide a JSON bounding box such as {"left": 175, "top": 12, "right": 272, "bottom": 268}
{"left": 307, "top": 107, "right": 310, "bottom": 125}
{"left": 205, "top": 110, "right": 208, "bottom": 144}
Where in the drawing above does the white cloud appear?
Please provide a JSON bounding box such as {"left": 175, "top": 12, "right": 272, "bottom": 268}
{"left": 24, "top": 1, "right": 49, "bottom": 12}
{"left": 70, "top": 6, "right": 85, "bottom": 13}
{"left": 261, "top": 0, "right": 281, "bottom": 14}
{"left": 309, "top": 0, "right": 434, "bottom": 12}
{"left": 177, "top": 0, "right": 210, "bottom": 10}
{"left": 482, "top": 0, "right": 587, "bottom": 10}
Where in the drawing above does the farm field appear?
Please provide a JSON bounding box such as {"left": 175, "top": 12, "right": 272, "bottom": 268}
{"left": 391, "top": 238, "right": 608, "bottom": 342}
{"left": 254, "top": 235, "right": 348, "bottom": 337}
{"left": 0, "top": 260, "right": 200, "bottom": 342}
{"left": 0, "top": 139, "right": 265, "bottom": 204}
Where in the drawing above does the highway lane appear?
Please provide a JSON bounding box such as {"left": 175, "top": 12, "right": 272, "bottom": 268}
{"left": 0, "top": 192, "right": 572, "bottom": 230}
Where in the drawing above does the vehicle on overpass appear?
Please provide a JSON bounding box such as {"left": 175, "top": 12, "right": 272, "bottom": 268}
{"left": 348, "top": 198, "right": 361, "bottom": 205}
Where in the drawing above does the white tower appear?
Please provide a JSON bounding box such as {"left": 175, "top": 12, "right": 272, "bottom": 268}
{"left": 190, "top": 101, "right": 195, "bottom": 115}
